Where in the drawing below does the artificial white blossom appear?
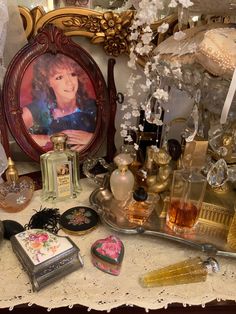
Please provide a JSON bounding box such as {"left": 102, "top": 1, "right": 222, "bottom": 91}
{"left": 168, "top": 0, "right": 178, "bottom": 7}
{"left": 178, "top": 0, "right": 193, "bottom": 8}
{"left": 130, "top": 126, "right": 138, "bottom": 131}
{"left": 141, "top": 32, "right": 153, "bottom": 45}
{"left": 139, "top": 124, "right": 144, "bottom": 132}
{"left": 120, "top": 123, "right": 128, "bottom": 129}
{"left": 140, "top": 84, "right": 150, "bottom": 92}
{"left": 125, "top": 135, "right": 134, "bottom": 142}
{"left": 158, "top": 22, "right": 169, "bottom": 34}
{"left": 132, "top": 110, "right": 140, "bottom": 117}
{"left": 120, "top": 129, "right": 128, "bottom": 137}
{"left": 174, "top": 30, "right": 186, "bottom": 41}
{"left": 134, "top": 143, "right": 139, "bottom": 151}
{"left": 172, "top": 67, "right": 183, "bottom": 80}
{"left": 124, "top": 112, "right": 132, "bottom": 120}
{"left": 153, "top": 88, "right": 169, "bottom": 102}
{"left": 121, "top": 104, "right": 128, "bottom": 111}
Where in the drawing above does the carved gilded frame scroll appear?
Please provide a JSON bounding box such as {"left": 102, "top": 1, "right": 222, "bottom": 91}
{"left": 19, "top": 6, "right": 134, "bottom": 57}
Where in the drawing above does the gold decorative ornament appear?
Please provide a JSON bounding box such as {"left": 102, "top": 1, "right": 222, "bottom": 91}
{"left": 19, "top": 6, "right": 134, "bottom": 57}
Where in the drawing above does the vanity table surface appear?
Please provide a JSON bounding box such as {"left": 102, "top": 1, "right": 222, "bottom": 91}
{"left": 0, "top": 179, "right": 236, "bottom": 313}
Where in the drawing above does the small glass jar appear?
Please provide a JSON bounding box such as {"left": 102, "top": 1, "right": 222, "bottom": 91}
{"left": 166, "top": 169, "right": 207, "bottom": 234}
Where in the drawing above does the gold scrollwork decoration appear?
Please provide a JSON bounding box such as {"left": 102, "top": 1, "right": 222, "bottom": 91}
{"left": 19, "top": 6, "right": 134, "bottom": 57}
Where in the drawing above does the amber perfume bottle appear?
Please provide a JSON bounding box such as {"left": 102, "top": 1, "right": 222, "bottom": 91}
{"left": 40, "top": 133, "right": 80, "bottom": 201}
{"left": 140, "top": 257, "right": 219, "bottom": 288}
{"left": 166, "top": 141, "right": 208, "bottom": 234}
{"left": 0, "top": 158, "right": 34, "bottom": 212}
{"left": 166, "top": 169, "right": 207, "bottom": 233}
{"left": 126, "top": 187, "right": 158, "bottom": 225}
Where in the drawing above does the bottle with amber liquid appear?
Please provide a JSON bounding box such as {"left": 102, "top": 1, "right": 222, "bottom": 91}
{"left": 126, "top": 187, "right": 158, "bottom": 225}
{"left": 40, "top": 133, "right": 80, "bottom": 201}
{"left": 140, "top": 256, "right": 219, "bottom": 288}
{"left": 166, "top": 169, "right": 207, "bottom": 234}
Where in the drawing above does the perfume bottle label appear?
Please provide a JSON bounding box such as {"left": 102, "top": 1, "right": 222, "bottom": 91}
{"left": 53, "top": 161, "right": 72, "bottom": 198}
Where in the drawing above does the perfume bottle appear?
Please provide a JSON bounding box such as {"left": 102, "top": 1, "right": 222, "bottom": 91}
{"left": 139, "top": 257, "right": 219, "bottom": 288}
{"left": 0, "top": 158, "right": 34, "bottom": 212}
{"left": 166, "top": 141, "right": 208, "bottom": 234}
{"left": 110, "top": 153, "right": 134, "bottom": 201}
{"left": 126, "top": 187, "right": 158, "bottom": 225}
{"left": 166, "top": 169, "right": 207, "bottom": 233}
{"left": 40, "top": 133, "right": 80, "bottom": 201}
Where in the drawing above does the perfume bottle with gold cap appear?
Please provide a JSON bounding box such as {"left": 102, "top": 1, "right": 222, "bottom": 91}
{"left": 40, "top": 133, "right": 80, "bottom": 201}
{"left": 0, "top": 158, "right": 34, "bottom": 212}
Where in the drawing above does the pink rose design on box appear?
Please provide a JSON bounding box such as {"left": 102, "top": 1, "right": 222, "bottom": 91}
{"left": 91, "top": 235, "right": 124, "bottom": 275}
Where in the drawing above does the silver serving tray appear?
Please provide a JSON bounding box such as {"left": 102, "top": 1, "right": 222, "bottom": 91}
{"left": 89, "top": 184, "right": 236, "bottom": 259}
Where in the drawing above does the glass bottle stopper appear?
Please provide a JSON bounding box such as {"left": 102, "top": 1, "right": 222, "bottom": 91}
{"left": 50, "top": 133, "right": 68, "bottom": 151}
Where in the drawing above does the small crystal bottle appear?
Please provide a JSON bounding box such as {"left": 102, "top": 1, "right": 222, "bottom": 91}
{"left": 0, "top": 158, "right": 34, "bottom": 212}
{"left": 110, "top": 153, "right": 134, "bottom": 201}
{"left": 126, "top": 187, "right": 158, "bottom": 225}
{"left": 140, "top": 257, "right": 219, "bottom": 288}
{"left": 40, "top": 133, "right": 80, "bottom": 201}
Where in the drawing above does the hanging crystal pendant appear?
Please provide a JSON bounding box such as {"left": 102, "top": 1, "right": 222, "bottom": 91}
{"left": 145, "top": 95, "right": 163, "bottom": 125}
{"left": 207, "top": 159, "right": 228, "bottom": 187}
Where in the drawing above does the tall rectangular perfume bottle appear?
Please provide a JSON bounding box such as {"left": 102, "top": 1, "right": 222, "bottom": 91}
{"left": 166, "top": 140, "right": 208, "bottom": 234}
{"left": 40, "top": 133, "right": 80, "bottom": 201}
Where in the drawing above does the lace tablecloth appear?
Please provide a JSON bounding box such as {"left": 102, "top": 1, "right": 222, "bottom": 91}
{"left": 0, "top": 178, "right": 236, "bottom": 311}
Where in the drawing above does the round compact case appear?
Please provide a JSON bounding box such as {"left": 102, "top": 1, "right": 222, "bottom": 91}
{"left": 60, "top": 206, "right": 99, "bottom": 235}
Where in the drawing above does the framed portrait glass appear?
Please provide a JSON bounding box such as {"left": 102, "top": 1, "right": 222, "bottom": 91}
{"left": 2, "top": 24, "right": 113, "bottom": 163}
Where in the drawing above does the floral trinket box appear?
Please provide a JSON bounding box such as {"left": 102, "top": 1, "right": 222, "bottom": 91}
{"left": 91, "top": 235, "right": 124, "bottom": 276}
{"left": 11, "top": 229, "right": 83, "bottom": 291}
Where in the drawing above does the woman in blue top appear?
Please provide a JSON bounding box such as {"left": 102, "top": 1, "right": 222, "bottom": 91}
{"left": 22, "top": 53, "right": 97, "bottom": 151}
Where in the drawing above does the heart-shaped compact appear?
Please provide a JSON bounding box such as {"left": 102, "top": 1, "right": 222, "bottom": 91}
{"left": 91, "top": 235, "right": 124, "bottom": 276}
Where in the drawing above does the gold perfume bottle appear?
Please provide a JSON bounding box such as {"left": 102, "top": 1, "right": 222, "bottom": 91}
{"left": 140, "top": 257, "right": 219, "bottom": 288}
{"left": 40, "top": 133, "right": 80, "bottom": 201}
{"left": 0, "top": 158, "right": 34, "bottom": 212}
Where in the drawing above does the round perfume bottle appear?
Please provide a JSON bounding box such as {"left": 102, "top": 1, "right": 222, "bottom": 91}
{"left": 110, "top": 153, "right": 134, "bottom": 201}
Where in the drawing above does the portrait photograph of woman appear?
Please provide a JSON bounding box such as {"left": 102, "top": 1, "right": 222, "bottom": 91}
{"left": 20, "top": 53, "right": 97, "bottom": 152}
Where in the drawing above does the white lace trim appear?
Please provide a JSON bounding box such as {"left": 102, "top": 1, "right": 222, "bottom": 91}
{"left": 0, "top": 179, "right": 236, "bottom": 311}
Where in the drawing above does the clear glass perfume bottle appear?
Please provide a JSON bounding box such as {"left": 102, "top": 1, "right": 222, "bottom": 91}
{"left": 0, "top": 158, "right": 34, "bottom": 212}
{"left": 40, "top": 133, "right": 80, "bottom": 201}
{"left": 140, "top": 257, "right": 219, "bottom": 288}
{"left": 166, "top": 169, "right": 207, "bottom": 234}
{"left": 166, "top": 141, "right": 208, "bottom": 234}
{"left": 110, "top": 153, "right": 134, "bottom": 201}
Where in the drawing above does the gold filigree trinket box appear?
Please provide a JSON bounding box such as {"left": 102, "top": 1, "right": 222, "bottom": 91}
{"left": 11, "top": 229, "right": 83, "bottom": 291}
